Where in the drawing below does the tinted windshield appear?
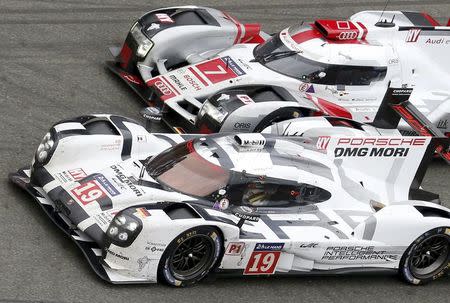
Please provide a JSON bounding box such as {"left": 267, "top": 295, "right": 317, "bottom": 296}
{"left": 146, "top": 140, "right": 230, "bottom": 197}
{"left": 254, "top": 34, "right": 387, "bottom": 86}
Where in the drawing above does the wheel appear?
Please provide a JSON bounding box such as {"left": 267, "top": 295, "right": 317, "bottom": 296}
{"left": 253, "top": 108, "right": 302, "bottom": 132}
{"left": 399, "top": 227, "right": 450, "bottom": 285}
{"left": 158, "top": 226, "right": 223, "bottom": 286}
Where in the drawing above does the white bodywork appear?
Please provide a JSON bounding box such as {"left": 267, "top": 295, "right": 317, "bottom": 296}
{"left": 112, "top": 7, "right": 450, "bottom": 135}
{"left": 13, "top": 112, "right": 449, "bottom": 284}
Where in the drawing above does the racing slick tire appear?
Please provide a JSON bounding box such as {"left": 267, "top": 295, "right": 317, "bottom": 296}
{"left": 253, "top": 108, "right": 302, "bottom": 132}
{"left": 399, "top": 227, "right": 450, "bottom": 285}
{"left": 158, "top": 226, "right": 223, "bottom": 287}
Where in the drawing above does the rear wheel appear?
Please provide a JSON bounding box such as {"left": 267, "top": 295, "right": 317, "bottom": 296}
{"left": 399, "top": 227, "right": 450, "bottom": 285}
{"left": 158, "top": 226, "right": 223, "bottom": 286}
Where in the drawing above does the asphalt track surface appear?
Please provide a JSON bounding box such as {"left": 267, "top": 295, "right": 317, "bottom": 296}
{"left": 0, "top": 1, "right": 449, "bottom": 302}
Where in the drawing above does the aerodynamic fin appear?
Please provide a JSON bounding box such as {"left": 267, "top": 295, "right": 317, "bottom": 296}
{"left": 321, "top": 87, "right": 449, "bottom": 203}
{"left": 373, "top": 86, "right": 450, "bottom": 162}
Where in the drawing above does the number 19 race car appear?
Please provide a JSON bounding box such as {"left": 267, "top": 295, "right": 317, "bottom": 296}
{"left": 10, "top": 88, "right": 450, "bottom": 286}
{"left": 107, "top": 6, "right": 450, "bottom": 136}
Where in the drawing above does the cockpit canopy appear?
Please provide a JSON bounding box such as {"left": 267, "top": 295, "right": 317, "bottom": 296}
{"left": 146, "top": 137, "right": 331, "bottom": 207}
{"left": 253, "top": 22, "right": 388, "bottom": 86}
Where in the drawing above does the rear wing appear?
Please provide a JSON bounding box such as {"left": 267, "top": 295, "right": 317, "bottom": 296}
{"left": 372, "top": 87, "right": 449, "bottom": 195}
{"left": 373, "top": 87, "right": 449, "bottom": 160}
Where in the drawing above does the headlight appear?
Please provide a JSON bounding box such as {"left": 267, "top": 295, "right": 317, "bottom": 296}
{"left": 106, "top": 210, "right": 143, "bottom": 247}
{"left": 199, "top": 101, "right": 228, "bottom": 123}
{"left": 130, "top": 22, "right": 154, "bottom": 58}
{"left": 35, "top": 132, "right": 54, "bottom": 164}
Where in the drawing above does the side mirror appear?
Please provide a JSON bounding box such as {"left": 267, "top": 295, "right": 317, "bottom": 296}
{"left": 140, "top": 107, "right": 162, "bottom": 132}
{"left": 231, "top": 206, "right": 260, "bottom": 228}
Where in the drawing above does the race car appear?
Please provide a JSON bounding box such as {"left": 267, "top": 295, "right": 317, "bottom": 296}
{"left": 10, "top": 88, "right": 450, "bottom": 286}
{"left": 107, "top": 6, "right": 450, "bottom": 136}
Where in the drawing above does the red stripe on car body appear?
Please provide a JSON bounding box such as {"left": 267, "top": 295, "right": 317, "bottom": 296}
{"left": 189, "top": 67, "right": 209, "bottom": 87}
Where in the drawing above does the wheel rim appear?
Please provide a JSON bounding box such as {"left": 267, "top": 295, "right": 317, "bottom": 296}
{"left": 169, "top": 234, "right": 214, "bottom": 280}
{"left": 410, "top": 235, "right": 449, "bottom": 278}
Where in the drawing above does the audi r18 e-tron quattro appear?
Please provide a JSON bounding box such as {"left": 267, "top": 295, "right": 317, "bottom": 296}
{"left": 107, "top": 6, "right": 450, "bottom": 136}
{"left": 10, "top": 88, "right": 450, "bottom": 286}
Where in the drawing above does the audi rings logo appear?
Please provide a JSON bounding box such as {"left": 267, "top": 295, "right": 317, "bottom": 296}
{"left": 338, "top": 31, "right": 358, "bottom": 40}
{"left": 154, "top": 81, "right": 172, "bottom": 96}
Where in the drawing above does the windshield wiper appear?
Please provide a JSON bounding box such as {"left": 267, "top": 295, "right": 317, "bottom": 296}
{"left": 252, "top": 50, "right": 300, "bottom": 63}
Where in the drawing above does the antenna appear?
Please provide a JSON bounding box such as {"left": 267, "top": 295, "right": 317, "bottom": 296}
{"left": 378, "top": 0, "right": 391, "bottom": 23}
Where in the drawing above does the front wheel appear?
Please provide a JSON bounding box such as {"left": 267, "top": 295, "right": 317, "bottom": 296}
{"left": 399, "top": 227, "right": 450, "bottom": 285}
{"left": 158, "top": 226, "right": 223, "bottom": 287}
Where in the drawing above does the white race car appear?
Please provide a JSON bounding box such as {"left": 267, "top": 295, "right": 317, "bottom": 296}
{"left": 10, "top": 88, "right": 450, "bottom": 286}
{"left": 107, "top": 6, "right": 450, "bottom": 136}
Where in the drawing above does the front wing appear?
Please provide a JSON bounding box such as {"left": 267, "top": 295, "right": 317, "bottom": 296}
{"left": 9, "top": 167, "right": 151, "bottom": 284}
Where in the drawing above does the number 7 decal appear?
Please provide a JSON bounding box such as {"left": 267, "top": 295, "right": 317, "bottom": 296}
{"left": 244, "top": 251, "right": 281, "bottom": 275}
{"left": 202, "top": 65, "right": 228, "bottom": 75}
{"left": 195, "top": 57, "right": 245, "bottom": 84}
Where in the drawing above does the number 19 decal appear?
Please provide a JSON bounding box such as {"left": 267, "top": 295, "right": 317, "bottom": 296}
{"left": 71, "top": 180, "right": 106, "bottom": 205}
{"left": 244, "top": 251, "right": 281, "bottom": 275}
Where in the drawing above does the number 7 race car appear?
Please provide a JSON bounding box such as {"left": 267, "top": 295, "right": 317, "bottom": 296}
{"left": 107, "top": 6, "right": 450, "bottom": 136}
{"left": 9, "top": 87, "right": 450, "bottom": 286}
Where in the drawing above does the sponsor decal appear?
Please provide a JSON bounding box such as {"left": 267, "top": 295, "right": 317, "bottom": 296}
{"left": 234, "top": 122, "right": 252, "bottom": 129}
{"left": 56, "top": 168, "right": 87, "bottom": 183}
{"left": 93, "top": 212, "right": 115, "bottom": 228}
{"left": 195, "top": 56, "right": 246, "bottom": 84}
{"left": 144, "top": 242, "right": 166, "bottom": 254}
{"left": 299, "top": 83, "right": 309, "bottom": 92}
{"left": 336, "top": 137, "right": 426, "bottom": 146}
{"left": 388, "top": 58, "right": 399, "bottom": 65}
{"left": 437, "top": 119, "right": 448, "bottom": 129}
{"left": 225, "top": 242, "right": 245, "bottom": 255}
{"left": 335, "top": 147, "right": 410, "bottom": 157}
{"left": 425, "top": 38, "right": 450, "bottom": 45}
{"left": 147, "top": 77, "right": 178, "bottom": 100}
{"left": 213, "top": 198, "right": 229, "bottom": 210}
{"left": 183, "top": 74, "right": 202, "bottom": 91}
{"left": 68, "top": 168, "right": 87, "bottom": 181}
{"left": 334, "top": 137, "right": 426, "bottom": 158}
{"left": 316, "top": 136, "right": 331, "bottom": 150}
{"left": 145, "top": 246, "right": 164, "bottom": 253}
{"left": 155, "top": 13, "right": 174, "bottom": 23}
{"left": 405, "top": 29, "right": 421, "bottom": 42}
{"left": 299, "top": 243, "right": 319, "bottom": 248}
{"left": 71, "top": 180, "right": 106, "bottom": 205}
{"left": 120, "top": 72, "right": 143, "bottom": 85}
{"left": 237, "top": 94, "right": 254, "bottom": 104}
{"left": 321, "top": 246, "right": 398, "bottom": 261}
{"left": 136, "top": 207, "right": 151, "bottom": 218}
{"left": 237, "top": 58, "right": 252, "bottom": 70}
{"left": 338, "top": 31, "right": 358, "bottom": 40}
{"left": 106, "top": 248, "right": 129, "bottom": 261}
{"left": 110, "top": 165, "right": 144, "bottom": 197}
{"left": 244, "top": 243, "right": 284, "bottom": 275}
{"left": 254, "top": 243, "right": 284, "bottom": 251}
{"left": 100, "top": 139, "right": 121, "bottom": 151}
{"left": 168, "top": 75, "right": 187, "bottom": 91}
{"left": 299, "top": 83, "right": 316, "bottom": 93}
{"left": 234, "top": 211, "right": 260, "bottom": 222}
{"left": 94, "top": 174, "right": 120, "bottom": 197}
